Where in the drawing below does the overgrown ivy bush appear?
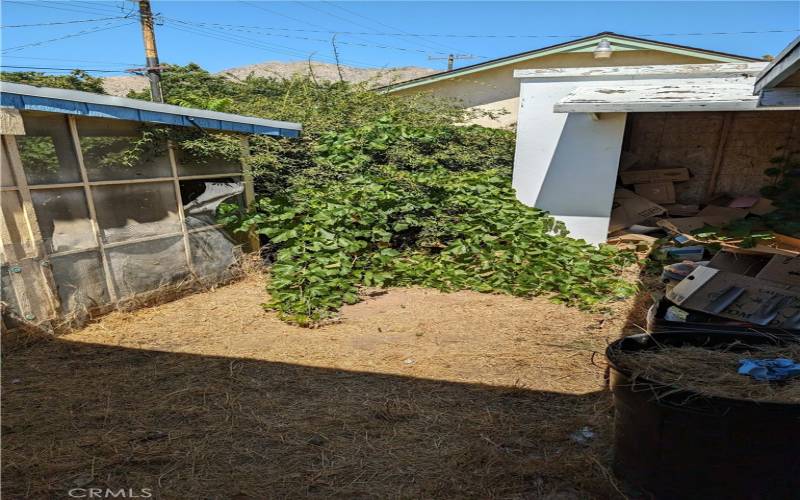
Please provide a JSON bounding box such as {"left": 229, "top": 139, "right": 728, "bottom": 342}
{"left": 222, "top": 163, "right": 635, "bottom": 325}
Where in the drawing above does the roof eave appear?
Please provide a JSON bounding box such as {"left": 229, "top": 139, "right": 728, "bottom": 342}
{"left": 380, "top": 32, "right": 758, "bottom": 93}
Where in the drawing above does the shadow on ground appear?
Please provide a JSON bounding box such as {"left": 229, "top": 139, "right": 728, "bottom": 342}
{"left": 2, "top": 332, "right": 623, "bottom": 499}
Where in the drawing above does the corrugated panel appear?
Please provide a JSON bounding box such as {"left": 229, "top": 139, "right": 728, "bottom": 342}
{"left": 1, "top": 88, "right": 300, "bottom": 137}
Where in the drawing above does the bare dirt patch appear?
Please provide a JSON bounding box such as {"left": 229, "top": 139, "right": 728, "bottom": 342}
{"left": 3, "top": 274, "right": 642, "bottom": 499}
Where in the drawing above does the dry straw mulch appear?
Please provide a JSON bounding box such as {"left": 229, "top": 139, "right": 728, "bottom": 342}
{"left": 3, "top": 274, "right": 644, "bottom": 499}
{"left": 614, "top": 342, "right": 800, "bottom": 404}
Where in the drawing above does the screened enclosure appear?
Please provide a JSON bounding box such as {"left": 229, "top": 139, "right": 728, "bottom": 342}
{"left": 1, "top": 90, "right": 300, "bottom": 329}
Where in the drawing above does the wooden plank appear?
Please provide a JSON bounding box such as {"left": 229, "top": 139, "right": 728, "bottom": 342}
{"left": 3, "top": 136, "right": 45, "bottom": 256}
{"left": 554, "top": 82, "right": 761, "bottom": 113}
{"left": 240, "top": 137, "right": 260, "bottom": 253}
{"left": 759, "top": 88, "right": 800, "bottom": 108}
{"left": 703, "top": 112, "right": 735, "bottom": 202}
{"left": 0, "top": 109, "right": 25, "bottom": 135}
{"left": 167, "top": 143, "right": 194, "bottom": 276}
{"left": 2, "top": 135, "right": 59, "bottom": 321}
{"left": 514, "top": 62, "right": 766, "bottom": 80}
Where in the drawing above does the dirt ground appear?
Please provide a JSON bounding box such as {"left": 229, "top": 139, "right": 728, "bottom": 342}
{"left": 2, "top": 274, "right": 647, "bottom": 499}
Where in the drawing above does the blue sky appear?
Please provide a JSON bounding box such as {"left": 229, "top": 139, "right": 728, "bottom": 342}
{"left": 1, "top": 1, "right": 798, "bottom": 75}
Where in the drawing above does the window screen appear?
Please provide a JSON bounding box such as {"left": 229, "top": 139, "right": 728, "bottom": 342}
{"left": 92, "top": 182, "right": 181, "bottom": 243}
{"left": 175, "top": 146, "right": 242, "bottom": 177}
{"left": 16, "top": 112, "right": 81, "bottom": 185}
{"left": 76, "top": 117, "right": 172, "bottom": 181}
{"left": 31, "top": 188, "right": 95, "bottom": 254}
{"left": 106, "top": 236, "right": 190, "bottom": 298}
{"left": 50, "top": 250, "right": 109, "bottom": 314}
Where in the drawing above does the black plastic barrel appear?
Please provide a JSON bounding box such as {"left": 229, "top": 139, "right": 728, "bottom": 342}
{"left": 606, "top": 332, "right": 800, "bottom": 499}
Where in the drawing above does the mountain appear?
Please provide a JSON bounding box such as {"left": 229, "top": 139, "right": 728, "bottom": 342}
{"left": 101, "top": 61, "right": 436, "bottom": 96}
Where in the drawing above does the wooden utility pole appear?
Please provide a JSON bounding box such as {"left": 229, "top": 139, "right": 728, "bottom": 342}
{"left": 427, "top": 53, "right": 477, "bottom": 72}
{"left": 138, "top": 0, "right": 163, "bottom": 103}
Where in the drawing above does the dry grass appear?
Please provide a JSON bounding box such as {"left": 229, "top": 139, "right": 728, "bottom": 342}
{"left": 613, "top": 343, "right": 800, "bottom": 403}
{"left": 2, "top": 272, "right": 645, "bottom": 499}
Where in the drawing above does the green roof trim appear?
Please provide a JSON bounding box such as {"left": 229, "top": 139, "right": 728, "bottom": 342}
{"left": 381, "top": 32, "right": 758, "bottom": 93}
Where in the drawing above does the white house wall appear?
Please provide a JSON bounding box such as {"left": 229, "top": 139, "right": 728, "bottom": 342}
{"left": 511, "top": 64, "right": 765, "bottom": 244}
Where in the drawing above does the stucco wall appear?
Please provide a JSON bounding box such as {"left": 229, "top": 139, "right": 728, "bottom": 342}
{"left": 392, "top": 50, "right": 716, "bottom": 128}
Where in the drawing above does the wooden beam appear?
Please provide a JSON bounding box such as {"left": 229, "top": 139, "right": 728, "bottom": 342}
{"left": 240, "top": 137, "right": 260, "bottom": 253}
{"left": 167, "top": 143, "right": 194, "bottom": 277}
{"left": 704, "top": 112, "right": 735, "bottom": 202}
{"left": 554, "top": 82, "right": 760, "bottom": 113}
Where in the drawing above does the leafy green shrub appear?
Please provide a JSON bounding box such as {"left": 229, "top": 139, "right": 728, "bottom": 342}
{"left": 224, "top": 164, "right": 635, "bottom": 325}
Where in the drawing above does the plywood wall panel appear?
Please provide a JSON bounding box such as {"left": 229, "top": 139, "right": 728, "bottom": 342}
{"left": 714, "top": 111, "right": 800, "bottom": 197}
{"left": 624, "top": 111, "right": 799, "bottom": 204}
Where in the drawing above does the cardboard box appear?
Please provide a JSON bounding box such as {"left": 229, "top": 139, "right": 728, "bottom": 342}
{"left": 728, "top": 196, "right": 760, "bottom": 209}
{"left": 608, "top": 189, "right": 666, "bottom": 233}
{"left": 755, "top": 255, "right": 800, "bottom": 287}
{"left": 708, "top": 250, "right": 771, "bottom": 277}
{"left": 657, "top": 216, "right": 730, "bottom": 234}
{"left": 620, "top": 168, "right": 690, "bottom": 185}
{"left": 662, "top": 203, "right": 700, "bottom": 217}
{"left": 667, "top": 267, "right": 800, "bottom": 327}
{"left": 696, "top": 205, "right": 749, "bottom": 223}
{"left": 749, "top": 198, "right": 776, "bottom": 216}
{"left": 634, "top": 181, "right": 676, "bottom": 204}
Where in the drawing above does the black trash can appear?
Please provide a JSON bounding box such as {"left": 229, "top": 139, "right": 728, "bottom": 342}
{"left": 606, "top": 332, "right": 800, "bottom": 500}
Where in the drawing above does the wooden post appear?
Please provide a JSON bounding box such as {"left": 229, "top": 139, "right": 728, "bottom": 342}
{"left": 2, "top": 135, "right": 60, "bottom": 322}
{"left": 704, "top": 112, "right": 734, "bottom": 202}
{"left": 138, "top": 0, "right": 163, "bottom": 103}
{"left": 240, "top": 137, "right": 260, "bottom": 253}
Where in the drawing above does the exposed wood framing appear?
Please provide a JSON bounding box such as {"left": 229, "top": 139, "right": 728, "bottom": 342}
{"left": 1, "top": 135, "right": 59, "bottom": 323}
{"left": 703, "top": 112, "right": 735, "bottom": 202}
{"left": 240, "top": 137, "right": 260, "bottom": 252}
{"left": 167, "top": 143, "right": 195, "bottom": 276}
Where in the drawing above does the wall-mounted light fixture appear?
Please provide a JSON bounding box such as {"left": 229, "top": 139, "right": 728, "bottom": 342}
{"left": 593, "top": 39, "right": 613, "bottom": 59}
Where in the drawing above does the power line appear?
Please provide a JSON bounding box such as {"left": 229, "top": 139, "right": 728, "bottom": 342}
{"left": 0, "top": 65, "right": 131, "bottom": 73}
{"left": 157, "top": 22, "right": 800, "bottom": 39}
{"left": 1, "top": 15, "right": 132, "bottom": 28}
{"left": 236, "top": 0, "right": 403, "bottom": 65}
{"left": 4, "top": 0, "right": 131, "bottom": 17}
{"left": 318, "top": 0, "right": 464, "bottom": 54}
{"left": 161, "top": 22, "right": 342, "bottom": 66}
{"left": 164, "top": 17, "right": 467, "bottom": 58}
{"left": 296, "top": 0, "right": 460, "bottom": 54}
{"left": 2, "top": 20, "right": 137, "bottom": 53}
{"left": 161, "top": 17, "right": 382, "bottom": 68}
{"left": 2, "top": 55, "right": 140, "bottom": 66}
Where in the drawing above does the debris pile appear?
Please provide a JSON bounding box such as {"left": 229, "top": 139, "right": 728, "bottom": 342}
{"left": 607, "top": 165, "right": 800, "bottom": 332}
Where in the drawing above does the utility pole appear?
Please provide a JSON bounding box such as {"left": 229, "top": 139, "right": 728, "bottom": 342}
{"left": 428, "top": 53, "right": 477, "bottom": 72}
{"left": 138, "top": 0, "right": 163, "bottom": 103}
